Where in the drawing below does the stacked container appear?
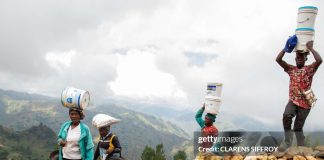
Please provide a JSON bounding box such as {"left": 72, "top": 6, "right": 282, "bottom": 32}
{"left": 295, "top": 6, "right": 318, "bottom": 52}
{"left": 205, "top": 82, "right": 223, "bottom": 114}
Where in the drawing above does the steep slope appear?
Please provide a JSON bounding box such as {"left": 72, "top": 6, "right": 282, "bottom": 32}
{"left": 0, "top": 124, "right": 57, "bottom": 160}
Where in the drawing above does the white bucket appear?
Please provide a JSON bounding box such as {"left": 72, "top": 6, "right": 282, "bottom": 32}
{"left": 61, "top": 87, "right": 90, "bottom": 110}
{"left": 297, "top": 6, "right": 318, "bottom": 29}
{"left": 205, "top": 96, "right": 221, "bottom": 115}
{"left": 295, "top": 28, "right": 314, "bottom": 52}
{"left": 206, "top": 82, "right": 223, "bottom": 98}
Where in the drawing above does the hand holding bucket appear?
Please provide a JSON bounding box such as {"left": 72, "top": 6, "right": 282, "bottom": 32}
{"left": 205, "top": 97, "right": 221, "bottom": 115}
{"left": 295, "top": 28, "right": 314, "bottom": 52}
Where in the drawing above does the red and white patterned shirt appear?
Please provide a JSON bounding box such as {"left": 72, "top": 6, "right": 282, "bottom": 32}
{"left": 201, "top": 125, "right": 218, "bottom": 149}
{"left": 285, "top": 62, "right": 318, "bottom": 109}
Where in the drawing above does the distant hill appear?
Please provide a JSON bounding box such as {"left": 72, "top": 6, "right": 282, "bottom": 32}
{"left": 103, "top": 98, "right": 273, "bottom": 133}
{"left": 0, "top": 88, "right": 189, "bottom": 159}
{"left": 0, "top": 123, "right": 56, "bottom": 160}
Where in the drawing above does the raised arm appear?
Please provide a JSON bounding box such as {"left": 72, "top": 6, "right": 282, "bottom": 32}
{"left": 195, "top": 104, "right": 205, "bottom": 128}
{"left": 276, "top": 49, "right": 289, "bottom": 70}
{"left": 307, "top": 41, "right": 322, "bottom": 69}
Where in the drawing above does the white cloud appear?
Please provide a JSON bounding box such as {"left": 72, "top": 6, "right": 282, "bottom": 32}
{"left": 1, "top": 0, "right": 324, "bottom": 129}
{"left": 45, "top": 50, "right": 76, "bottom": 73}
{"left": 108, "top": 47, "right": 187, "bottom": 101}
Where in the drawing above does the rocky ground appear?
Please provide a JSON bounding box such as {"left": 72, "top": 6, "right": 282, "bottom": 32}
{"left": 195, "top": 146, "right": 324, "bottom": 160}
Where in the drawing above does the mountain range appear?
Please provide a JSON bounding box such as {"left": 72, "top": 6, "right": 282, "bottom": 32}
{"left": 0, "top": 123, "right": 56, "bottom": 159}
{"left": 0, "top": 88, "right": 189, "bottom": 159}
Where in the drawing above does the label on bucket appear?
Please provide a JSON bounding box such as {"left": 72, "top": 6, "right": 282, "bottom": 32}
{"left": 206, "top": 82, "right": 223, "bottom": 97}
{"left": 207, "top": 85, "right": 216, "bottom": 91}
{"left": 67, "top": 98, "right": 73, "bottom": 103}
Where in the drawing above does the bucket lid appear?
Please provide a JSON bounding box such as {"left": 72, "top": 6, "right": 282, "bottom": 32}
{"left": 207, "top": 82, "right": 223, "bottom": 86}
{"left": 205, "top": 95, "right": 221, "bottom": 101}
{"left": 206, "top": 98, "right": 222, "bottom": 102}
{"left": 299, "top": 6, "right": 318, "bottom": 10}
{"left": 296, "top": 28, "right": 315, "bottom": 31}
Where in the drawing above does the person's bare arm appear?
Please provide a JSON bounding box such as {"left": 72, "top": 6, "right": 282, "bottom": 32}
{"left": 276, "top": 49, "right": 289, "bottom": 70}
{"left": 307, "top": 41, "right": 322, "bottom": 69}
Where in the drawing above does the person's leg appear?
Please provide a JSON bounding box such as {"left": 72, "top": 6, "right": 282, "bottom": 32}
{"left": 279, "top": 101, "right": 297, "bottom": 151}
{"left": 293, "top": 107, "right": 311, "bottom": 146}
{"left": 282, "top": 101, "right": 297, "bottom": 145}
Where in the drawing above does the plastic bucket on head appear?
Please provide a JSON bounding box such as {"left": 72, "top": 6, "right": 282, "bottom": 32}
{"left": 206, "top": 82, "right": 223, "bottom": 97}
{"left": 205, "top": 96, "right": 221, "bottom": 115}
{"left": 297, "top": 6, "right": 318, "bottom": 29}
{"left": 61, "top": 87, "right": 90, "bottom": 110}
{"left": 295, "top": 28, "right": 314, "bottom": 52}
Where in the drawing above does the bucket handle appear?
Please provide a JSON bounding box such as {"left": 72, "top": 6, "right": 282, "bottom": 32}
{"left": 298, "top": 14, "right": 316, "bottom": 24}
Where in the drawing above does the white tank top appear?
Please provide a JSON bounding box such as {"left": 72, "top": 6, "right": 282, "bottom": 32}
{"left": 63, "top": 124, "right": 81, "bottom": 159}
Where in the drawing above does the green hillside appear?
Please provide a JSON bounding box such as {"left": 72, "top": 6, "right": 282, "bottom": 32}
{"left": 0, "top": 124, "right": 57, "bottom": 160}
{"left": 0, "top": 89, "right": 189, "bottom": 159}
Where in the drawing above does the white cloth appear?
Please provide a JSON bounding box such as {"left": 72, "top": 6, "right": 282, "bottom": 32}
{"left": 63, "top": 124, "right": 81, "bottom": 159}
{"left": 92, "top": 114, "right": 120, "bottom": 128}
{"left": 99, "top": 132, "right": 111, "bottom": 160}
{"left": 100, "top": 147, "right": 108, "bottom": 160}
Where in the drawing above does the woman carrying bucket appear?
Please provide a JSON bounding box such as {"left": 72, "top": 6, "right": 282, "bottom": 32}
{"left": 58, "top": 87, "right": 94, "bottom": 160}
{"left": 57, "top": 108, "right": 94, "bottom": 160}
{"left": 195, "top": 104, "right": 218, "bottom": 150}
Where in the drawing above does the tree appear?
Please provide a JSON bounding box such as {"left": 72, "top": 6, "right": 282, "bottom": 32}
{"left": 173, "top": 150, "right": 187, "bottom": 160}
{"left": 155, "top": 144, "right": 166, "bottom": 160}
{"left": 141, "top": 145, "right": 155, "bottom": 160}
{"left": 141, "top": 144, "right": 167, "bottom": 160}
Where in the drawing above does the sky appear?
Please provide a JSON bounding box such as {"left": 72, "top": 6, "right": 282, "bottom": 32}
{"left": 1, "top": 0, "right": 324, "bottom": 130}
